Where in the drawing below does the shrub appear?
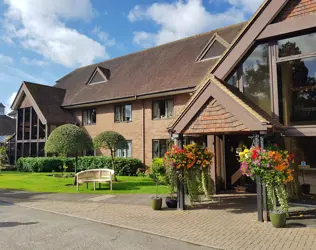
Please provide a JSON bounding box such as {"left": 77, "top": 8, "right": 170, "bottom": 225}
{"left": 16, "top": 156, "right": 143, "bottom": 176}
{"left": 150, "top": 158, "right": 167, "bottom": 184}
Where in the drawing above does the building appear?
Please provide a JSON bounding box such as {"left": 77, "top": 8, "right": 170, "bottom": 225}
{"left": 0, "top": 103, "right": 15, "bottom": 164}
{"left": 10, "top": 0, "right": 316, "bottom": 196}
{"left": 10, "top": 22, "right": 245, "bottom": 164}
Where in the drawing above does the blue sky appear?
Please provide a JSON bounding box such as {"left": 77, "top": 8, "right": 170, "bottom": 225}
{"left": 0, "top": 0, "right": 262, "bottom": 112}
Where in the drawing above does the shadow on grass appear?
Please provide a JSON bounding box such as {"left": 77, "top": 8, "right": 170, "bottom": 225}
{"left": 75, "top": 180, "right": 158, "bottom": 191}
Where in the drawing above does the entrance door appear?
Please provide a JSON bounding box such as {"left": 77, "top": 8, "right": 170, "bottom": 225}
{"left": 225, "top": 135, "right": 253, "bottom": 190}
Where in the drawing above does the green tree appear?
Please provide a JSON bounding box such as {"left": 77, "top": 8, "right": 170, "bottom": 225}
{"left": 93, "top": 131, "right": 128, "bottom": 181}
{"left": 45, "top": 124, "right": 92, "bottom": 173}
{"left": 0, "top": 145, "right": 8, "bottom": 172}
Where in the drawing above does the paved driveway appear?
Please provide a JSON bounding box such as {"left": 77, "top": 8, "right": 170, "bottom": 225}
{"left": 0, "top": 201, "right": 215, "bottom": 250}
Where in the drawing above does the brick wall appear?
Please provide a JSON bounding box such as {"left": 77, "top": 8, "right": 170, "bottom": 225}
{"left": 274, "top": 0, "right": 316, "bottom": 23}
{"left": 73, "top": 93, "right": 191, "bottom": 166}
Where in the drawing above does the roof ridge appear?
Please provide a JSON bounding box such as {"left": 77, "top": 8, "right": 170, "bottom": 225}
{"left": 56, "top": 21, "right": 247, "bottom": 83}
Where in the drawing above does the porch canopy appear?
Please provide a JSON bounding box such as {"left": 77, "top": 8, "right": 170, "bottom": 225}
{"left": 169, "top": 74, "right": 282, "bottom": 136}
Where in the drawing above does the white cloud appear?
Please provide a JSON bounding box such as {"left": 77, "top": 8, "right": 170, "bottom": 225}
{"left": 0, "top": 54, "right": 14, "bottom": 64}
{"left": 4, "top": 92, "right": 17, "bottom": 114}
{"left": 92, "top": 26, "right": 115, "bottom": 47}
{"left": 2, "top": 0, "right": 112, "bottom": 67}
{"left": 21, "top": 57, "right": 48, "bottom": 66}
{"left": 128, "top": 0, "right": 248, "bottom": 48}
{"left": 220, "top": 0, "right": 263, "bottom": 14}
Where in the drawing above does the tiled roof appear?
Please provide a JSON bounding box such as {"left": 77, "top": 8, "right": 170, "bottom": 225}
{"left": 55, "top": 22, "right": 246, "bottom": 107}
{"left": 184, "top": 98, "right": 249, "bottom": 134}
{"left": 0, "top": 115, "right": 15, "bottom": 136}
{"left": 23, "top": 82, "right": 76, "bottom": 124}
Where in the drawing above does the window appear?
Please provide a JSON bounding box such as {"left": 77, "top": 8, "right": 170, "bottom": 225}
{"left": 115, "top": 140, "right": 132, "bottom": 158}
{"left": 278, "top": 32, "right": 316, "bottom": 58}
{"left": 242, "top": 43, "right": 271, "bottom": 115}
{"left": 278, "top": 57, "right": 316, "bottom": 125}
{"left": 152, "top": 99, "right": 173, "bottom": 119}
{"left": 201, "top": 40, "right": 226, "bottom": 61}
{"left": 115, "top": 104, "right": 132, "bottom": 122}
{"left": 227, "top": 71, "right": 238, "bottom": 88}
{"left": 152, "top": 139, "right": 171, "bottom": 158}
{"left": 83, "top": 109, "right": 96, "bottom": 125}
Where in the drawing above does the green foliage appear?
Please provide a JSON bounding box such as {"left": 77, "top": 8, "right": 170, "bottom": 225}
{"left": 93, "top": 131, "right": 128, "bottom": 153}
{"left": 150, "top": 158, "right": 166, "bottom": 184}
{"left": 45, "top": 124, "right": 92, "bottom": 156}
{"left": 16, "top": 156, "right": 142, "bottom": 176}
{"left": 93, "top": 131, "right": 128, "bottom": 181}
{"left": 16, "top": 157, "right": 74, "bottom": 172}
{"left": 0, "top": 145, "right": 8, "bottom": 171}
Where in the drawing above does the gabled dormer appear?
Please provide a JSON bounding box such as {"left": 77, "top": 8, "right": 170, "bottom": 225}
{"left": 195, "top": 33, "right": 229, "bottom": 62}
{"left": 87, "top": 66, "right": 111, "bottom": 85}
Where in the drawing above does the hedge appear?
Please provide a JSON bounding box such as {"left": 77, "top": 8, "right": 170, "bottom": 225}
{"left": 16, "top": 156, "right": 143, "bottom": 176}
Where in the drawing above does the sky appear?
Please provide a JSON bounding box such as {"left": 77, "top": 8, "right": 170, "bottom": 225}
{"left": 0, "top": 0, "right": 263, "bottom": 113}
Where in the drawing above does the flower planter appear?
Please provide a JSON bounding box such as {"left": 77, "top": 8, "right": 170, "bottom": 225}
{"left": 151, "top": 197, "right": 162, "bottom": 210}
{"left": 270, "top": 211, "right": 286, "bottom": 228}
{"left": 301, "top": 184, "right": 310, "bottom": 195}
{"left": 166, "top": 197, "right": 177, "bottom": 208}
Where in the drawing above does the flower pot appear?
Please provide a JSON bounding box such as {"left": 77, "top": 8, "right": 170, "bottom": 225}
{"left": 270, "top": 211, "right": 286, "bottom": 228}
{"left": 166, "top": 197, "right": 177, "bottom": 208}
{"left": 151, "top": 197, "right": 162, "bottom": 210}
{"left": 301, "top": 184, "right": 311, "bottom": 195}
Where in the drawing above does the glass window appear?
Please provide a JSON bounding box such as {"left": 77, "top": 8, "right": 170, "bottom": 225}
{"left": 24, "top": 108, "right": 30, "bottom": 140}
{"left": 31, "top": 108, "right": 37, "bottom": 139}
{"left": 83, "top": 109, "right": 96, "bottom": 125}
{"left": 115, "top": 104, "right": 132, "bottom": 122}
{"left": 17, "top": 109, "right": 23, "bottom": 140}
{"left": 152, "top": 99, "right": 173, "bottom": 119}
{"left": 278, "top": 57, "right": 316, "bottom": 125}
{"left": 242, "top": 43, "right": 271, "bottom": 115}
{"left": 278, "top": 32, "right": 316, "bottom": 58}
{"left": 115, "top": 140, "right": 132, "bottom": 158}
{"left": 227, "top": 71, "right": 238, "bottom": 88}
{"left": 152, "top": 139, "right": 171, "bottom": 158}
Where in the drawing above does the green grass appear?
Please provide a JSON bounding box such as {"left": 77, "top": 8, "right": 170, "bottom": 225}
{"left": 0, "top": 172, "right": 168, "bottom": 194}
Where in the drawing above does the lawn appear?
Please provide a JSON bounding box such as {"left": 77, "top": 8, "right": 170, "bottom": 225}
{"left": 0, "top": 172, "right": 168, "bottom": 194}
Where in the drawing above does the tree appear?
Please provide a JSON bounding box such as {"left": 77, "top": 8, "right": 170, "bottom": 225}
{"left": 45, "top": 124, "right": 92, "bottom": 173}
{"left": 0, "top": 145, "right": 8, "bottom": 172}
{"left": 93, "top": 131, "right": 128, "bottom": 181}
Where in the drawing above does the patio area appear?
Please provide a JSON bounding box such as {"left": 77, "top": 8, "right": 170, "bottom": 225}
{"left": 1, "top": 190, "right": 316, "bottom": 249}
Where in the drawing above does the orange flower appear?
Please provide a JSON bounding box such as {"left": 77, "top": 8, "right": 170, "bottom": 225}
{"left": 275, "top": 163, "right": 287, "bottom": 172}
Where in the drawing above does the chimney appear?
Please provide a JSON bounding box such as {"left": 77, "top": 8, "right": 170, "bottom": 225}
{"left": 0, "top": 103, "right": 5, "bottom": 115}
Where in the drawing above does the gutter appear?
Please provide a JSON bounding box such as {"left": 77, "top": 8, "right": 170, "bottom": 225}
{"left": 62, "top": 87, "right": 195, "bottom": 109}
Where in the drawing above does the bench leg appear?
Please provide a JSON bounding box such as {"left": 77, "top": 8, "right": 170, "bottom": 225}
{"left": 77, "top": 181, "right": 79, "bottom": 191}
{"left": 86, "top": 183, "right": 88, "bottom": 189}
{"left": 110, "top": 181, "right": 112, "bottom": 191}
{"left": 94, "top": 181, "right": 96, "bottom": 191}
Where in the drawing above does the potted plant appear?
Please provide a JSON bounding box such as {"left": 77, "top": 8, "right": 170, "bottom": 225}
{"left": 238, "top": 146, "right": 294, "bottom": 228}
{"left": 151, "top": 176, "right": 162, "bottom": 210}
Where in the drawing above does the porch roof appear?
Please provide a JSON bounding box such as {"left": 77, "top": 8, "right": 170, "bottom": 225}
{"left": 169, "top": 75, "right": 283, "bottom": 135}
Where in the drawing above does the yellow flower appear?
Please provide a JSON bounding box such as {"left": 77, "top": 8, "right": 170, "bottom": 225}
{"left": 239, "top": 152, "right": 245, "bottom": 157}
{"left": 244, "top": 149, "right": 249, "bottom": 153}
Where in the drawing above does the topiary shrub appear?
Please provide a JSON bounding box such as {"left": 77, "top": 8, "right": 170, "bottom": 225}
{"left": 150, "top": 158, "right": 167, "bottom": 184}
{"left": 93, "top": 131, "right": 128, "bottom": 181}
{"left": 16, "top": 156, "right": 143, "bottom": 176}
{"left": 45, "top": 124, "right": 92, "bottom": 173}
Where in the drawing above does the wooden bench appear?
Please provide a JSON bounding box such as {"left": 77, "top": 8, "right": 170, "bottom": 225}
{"left": 76, "top": 169, "right": 114, "bottom": 191}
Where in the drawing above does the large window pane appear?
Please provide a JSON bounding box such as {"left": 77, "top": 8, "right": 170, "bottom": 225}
{"left": 152, "top": 139, "right": 170, "bottom": 158}
{"left": 31, "top": 109, "right": 37, "bottom": 139}
{"left": 115, "top": 104, "right": 132, "bottom": 122}
{"left": 227, "top": 71, "right": 238, "bottom": 88}
{"left": 152, "top": 100, "right": 173, "bottom": 119}
{"left": 115, "top": 140, "right": 132, "bottom": 158}
{"left": 83, "top": 109, "right": 96, "bottom": 125}
{"left": 278, "top": 32, "right": 316, "bottom": 58}
{"left": 278, "top": 57, "right": 316, "bottom": 125}
{"left": 24, "top": 108, "right": 31, "bottom": 140}
{"left": 243, "top": 44, "right": 271, "bottom": 115}
{"left": 17, "top": 109, "right": 23, "bottom": 140}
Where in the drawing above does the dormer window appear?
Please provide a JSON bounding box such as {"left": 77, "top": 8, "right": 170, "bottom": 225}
{"left": 87, "top": 66, "right": 111, "bottom": 85}
{"left": 196, "top": 33, "right": 229, "bottom": 62}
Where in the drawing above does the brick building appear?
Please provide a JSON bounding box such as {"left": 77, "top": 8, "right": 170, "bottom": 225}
{"left": 10, "top": 0, "right": 316, "bottom": 202}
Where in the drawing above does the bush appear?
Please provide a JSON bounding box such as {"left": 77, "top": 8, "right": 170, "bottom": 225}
{"left": 16, "top": 156, "right": 143, "bottom": 176}
{"left": 150, "top": 158, "right": 167, "bottom": 184}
